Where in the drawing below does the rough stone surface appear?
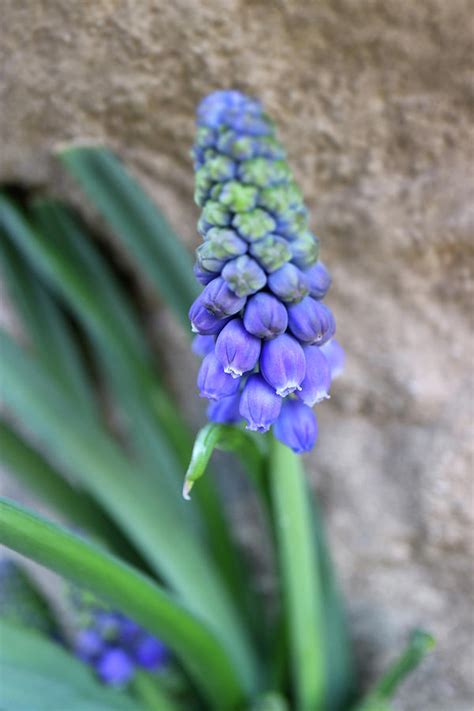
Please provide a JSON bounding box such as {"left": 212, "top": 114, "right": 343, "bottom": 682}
{"left": 1, "top": 2, "right": 473, "bottom": 708}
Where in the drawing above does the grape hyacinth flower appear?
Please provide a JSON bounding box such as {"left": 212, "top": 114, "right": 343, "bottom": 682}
{"left": 72, "top": 601, "right": 168, "bottom": 687}
{"left": 189, "top": 90, "right": 344, "bottom": 453}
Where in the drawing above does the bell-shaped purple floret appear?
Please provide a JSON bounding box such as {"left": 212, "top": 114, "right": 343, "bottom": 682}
{"left": 75, "top": 628, "right": 103, "bottom": 661}
{"left": 298, "top": 345, "right": 331, "bottom": 406}
{"left": 215, "top": 318, "right": 261, "bottom": 377}
{"left": 119, "top": 619, "right": 141, "bottom": 644}
{"left": 287, "top": 297, "right": 336, "bottom": 345}
{"left": 200, "top": 277, "right": 247, "bottom": 318}
{"left": 222, "top": 255, "right": 267, "bottom": 297}
{"left": 274, "top": 399, "right": 318, "bottom": 454}
{"left": 96, "top": 611, "right": 121, "bottom": 638}
{"left": 134, "top": 634, "right": 168, "bottom": 671}
{"left": 197, "top": 352, "right": 241, "bottom": 400}
{"left": 96, "top": 648, "right": 134, "bottom": 686}
{"left": 243, "top": 292, "right": 288, "bottom": 339}
{"left": 260, "top": 333, "right": 306, "bottom": 397}
{"left": 239, "top": 374, "right": 282, "bottom": 432}
{"left": 193, "top": 262, "right": 216, "bottom": 285}
{"left": 305, "top": 261, "right": 332, "bottom": 299}
{"left": 320, "top": 339, "right": 345, "bottom": 378}
{"left": 267, "top": 262, "right": 309, "bottom": 303}
{"left": 207, "top": 391, "right": 242, "bottom": 424}
{"left": 192, "top": 334, "right": 215, "bottom": 357}
{"left": 189, "top": 295, "right": 230, "bottom": 335}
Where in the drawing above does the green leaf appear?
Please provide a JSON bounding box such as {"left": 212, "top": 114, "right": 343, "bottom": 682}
{"left": 183, "top": 423, "right": 266, "bottom": 500}
{"left": 0, "top": 620, "right": 143, "bottom": 711}
{"left": 269, "top": 439, "right": 325, "bottom": 711}
{"left": 57, "top": 146, "right": 199, "bottom": 326}
{"left": 309, "top": 497, "right": 355, "bottom": 711}
{"left": 0, "top": 560, "right": 58, "bottom": 636}
{"left": 0, "top": 421, "right": 139, "bottom": 564}
{"left": 0, "top": 234, "right": 95, "bottom": 419}
{"left": 0, "top": 330, "right": 259, "bottom": 696}
{"left": 22, "top": 196, "right": 252, "bottom": 618}
{"left": 131, "top": 672, "right": 182, "bottom": 711}
{"left": 0, "top": 194, "right": 254, "bottom": 647}
{"left": 0, "top": 500, "right": 246, "bottom": 708}
{"left": 354, "top": 630, "right": 435, "bottom": 710}
{"left": 0, "top": 193, "right": 202, "bottom": 537}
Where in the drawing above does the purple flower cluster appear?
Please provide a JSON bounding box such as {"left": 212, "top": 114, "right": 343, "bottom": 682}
{"left": 190, "top": 90, "right": 344, "bottom": 453}
{"left": 74, "top": 609, "right": 168, "bottom": 687}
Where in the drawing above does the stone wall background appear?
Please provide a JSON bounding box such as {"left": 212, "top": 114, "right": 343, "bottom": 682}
{"left": 1, "top": 2, "right": 473, "bottom": 708}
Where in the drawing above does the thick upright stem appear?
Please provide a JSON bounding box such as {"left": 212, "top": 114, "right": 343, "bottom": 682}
{"left": 269, "top": 438, "right": 325, "bottom": 711}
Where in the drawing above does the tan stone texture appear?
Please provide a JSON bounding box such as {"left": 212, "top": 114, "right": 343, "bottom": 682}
{"left": 1, "top": 1, "right": 473, "bottom": 708}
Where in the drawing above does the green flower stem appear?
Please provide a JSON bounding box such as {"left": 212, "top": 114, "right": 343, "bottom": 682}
{"left": 269, "top": 438, "right": 325, "bottom": 711}
{"left": 0, "top": 498, "right": 245, "bottom": 709}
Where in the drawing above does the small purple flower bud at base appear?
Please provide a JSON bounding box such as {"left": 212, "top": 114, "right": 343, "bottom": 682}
{"left": 134, "top": 634, "right": 168, "bottom": 671}
{"left": 215, "top": 319, "right": 261, "bottom": 378}
{"left": 305, "top": 261, "right": 332, "bottom": 299}
{"left": 287, "top": 297, "right": 336, "bottom": 345}
{"left": 192, "top": 334, "right": 215, "bottom": 358}
{"left": 197, "top": 353, "right": 241, "bottom": 400}
{"left": 239, "top": 374, "right": 282, "bottom": 432}
{"left": 222, "top": 255, "right": 267, "bottom": 297}
{"left": 189, "top": 296, "right": 230, "bottom": 335}
{"left": 200, "top": 277, "right": 247, "bottom": 318}
{"left": 119, "top": 619, "right": 141, "bottom": 644}
{"left": 320, "top": 339, "right": 345, "bottom": 379}
{"left": 96, "top": 648, "right": 134, "bottom": 686}
{"left": 243, "top": 292, "right": 288, "bottom": 339}
{"left": 298, "top": 345, "right": 331, "bottom": 406}
{"left": 96, "top": 611, "right": 121, "bottom": 640}
{"left": 260, "top": 333, "right": 306, "bottom": 397}
{"left": 207, "top": 392, "right": 242, "bottom": 424}
{"left": 274, "top": 399, "right": 318, "bottom": 454}
{"left": 75, "top": 628, "right": 103, "bottom": 661}
{"left": 267, "top": 263, "right": 309, "bottom": 303}
{"left": 193, "top": 262, "right": 215, "bottom": 286}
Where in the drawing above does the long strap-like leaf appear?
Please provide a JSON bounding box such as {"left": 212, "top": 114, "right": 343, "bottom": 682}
{"left": 0, "top": 498, "right": 244, "bottom": 709}
{"left": 1, "top": 194, "right": 250, "bottom": 625}
{"left": 0, "top": 233, "right": 95, "bottom": 419}
{"left": 0, "top": 330, "right": 259, "bottom": 694}
{"left": 57, "top": 146, "right": 199, "bottom": 326}
{"left": 0, "top": 421, "right": 140, "bottom": 565}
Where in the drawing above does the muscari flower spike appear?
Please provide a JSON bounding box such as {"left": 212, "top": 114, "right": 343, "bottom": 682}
{"left": 71, "top": 591, "right": 168, "bottom": 687}
{"left": 189, "top": 90, "right": 345, "bottom": 453}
